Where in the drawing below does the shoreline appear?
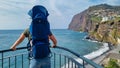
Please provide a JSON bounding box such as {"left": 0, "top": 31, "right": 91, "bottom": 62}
{"left": 73, "top": 41, "right": 110, "bottom": 64}
{"left": 62, "top": 37, "right": 120, "bottom": 68}
{"left": 84, "top": 43, "right": 109, "bottom": 59}
{"left": 84, "top": 42, "right": 120, "bottom": 68}
{"left": 61, "top": 41, "right": 110, "bottom": 68}
{"left": 91, "top": 44, "right": 120, "bottom": 66}
{"left": 79, "top": 38, "right": 120, "bottom": 67}
{"left": 84, "top": 37, "right": 119, "bottom": 59}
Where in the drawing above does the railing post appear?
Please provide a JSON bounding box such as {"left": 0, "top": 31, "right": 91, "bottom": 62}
{"left": 1, "top": 52, "right": 3, "bottom": 68}
{"left": 54, "top": 53, "right": 56, "bottom": 68}
{"left": 83, "top": 60, "right": 85, "bottom": 68}
{"left": 9, "top": 57, "right": 10, "bottom": 68}
{"left": 59, "top": 54, "right": 61, "bottom": 68}
{"left": 22, "top": 54, "right": 23, "bottom": 68}
{"left": 15, "top": 56, "right": 17, "bottom": 68}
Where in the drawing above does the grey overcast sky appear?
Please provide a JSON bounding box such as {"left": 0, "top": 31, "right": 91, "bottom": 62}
{"left": 0, "top": 0, "right": 120, "bottom": 30}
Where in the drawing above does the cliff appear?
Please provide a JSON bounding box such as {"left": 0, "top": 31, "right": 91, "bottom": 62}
{"left": 68, "top": 10, "right": 88, "bottom": 31}
{"left": 68, "top": 4, "right": 120, "bottom": 45}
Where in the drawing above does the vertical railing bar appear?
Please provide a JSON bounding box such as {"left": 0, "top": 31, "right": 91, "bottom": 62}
{"left": 59, "top": 54, "right": 61, "bottom": 68}
{"left": 75, "top": 63, "right": 77, "bottom": 68}
{"left": 76, "top": 63, "right": 77, "bottom": 68}
{"left": 73, "top": 60, "right": 75, "bottom": 68}
{"left": 74, "top": 62, "right": 76, "bottom": 68}
{"left": 73, "top": 60, "right": 74, "bottom": 68}
{"left": 83, "top": 60, "right": 85, "bottom": 68}
{"left": 70, "top": 59, "right": 71, "bottom": 68}
{"left": 28, "top": 58, "right": 30, "bottom": 65}
{"left": 9, "top": 57, "right": 10, "bottom": 68}
{"left": 54, "top": 53, "right": 56, "bottom": 68}
{"left": 73, "top": 62, "right": 75, "bottom": 68}
{"left": 72, "top": 60, "right": 73, "bottom": 68}
{"left": 15, "top": 56, "right": 16, "bottom": 68}
{"left": 64, "top": 56, "right": 66, "bottom": 68}
{"left": 77, "top": 63, "right": 79, "bottom": 68}
{"left": 77, "top": 64, "right": 79, "bottom": 68}
{"left": 28, "top": 53, "right": 30, "bottom": 67}
{"left": 28, "top": 51, "right": 30, "bottom": 67}
{"left": 2, "top": 52, "right": 3, "bottom": 68}
{"left": 22, "top": 54, "right": 23, "bottom": 68}
{"left": 68, "top": 58, "right": 69, "bottom": 68}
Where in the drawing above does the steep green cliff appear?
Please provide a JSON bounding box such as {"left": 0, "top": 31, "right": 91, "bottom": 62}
{"left": 68, "top": 4, "right": 120, "bottom": 45}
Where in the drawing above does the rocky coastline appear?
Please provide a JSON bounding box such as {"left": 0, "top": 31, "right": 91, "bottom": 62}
{"left": 84, "top": 36, "right": 120, "bottom": 68}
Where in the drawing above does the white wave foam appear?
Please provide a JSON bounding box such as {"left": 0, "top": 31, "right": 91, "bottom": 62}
{"left": 62, "top": 43, "right": 109, "bottom": 68}
{"left": 84, "top": 43, "right": 109, "bottom": 59}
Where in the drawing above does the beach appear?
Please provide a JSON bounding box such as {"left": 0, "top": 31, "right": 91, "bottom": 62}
{"left": 83, "top": 44, "right": 120, "bottom": 68}
{"left": 91, "top": 44, "right": 120, "bottom": 67}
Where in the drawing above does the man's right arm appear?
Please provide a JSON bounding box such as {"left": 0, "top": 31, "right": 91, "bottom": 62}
{"left": 49, "top": 34, "right": 57, "bottom": 48}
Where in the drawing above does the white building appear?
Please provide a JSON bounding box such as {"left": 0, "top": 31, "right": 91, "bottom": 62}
{"left": 101, "top": 16, "right": 108, "bottom": 22}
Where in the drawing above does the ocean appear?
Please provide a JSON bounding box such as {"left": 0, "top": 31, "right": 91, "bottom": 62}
{"left": 0, "top": 29, "right": 109, "bottom": 68}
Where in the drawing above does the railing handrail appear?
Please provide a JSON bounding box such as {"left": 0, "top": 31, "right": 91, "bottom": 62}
{"left": 0, "top": 46, "right": 103, "bottom": 68}
{"left": 0, "top": 47, "right": 27, "bottom": 53}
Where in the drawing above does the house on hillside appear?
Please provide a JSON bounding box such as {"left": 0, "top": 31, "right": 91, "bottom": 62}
{"left": 101, "top": 11, "right": 116, "bottom": 22}
{"left": 101, "top": 14, "right": 115, "bottom": 22}
{"left": 101, "top": 16, "right": 109, "bottom": 22}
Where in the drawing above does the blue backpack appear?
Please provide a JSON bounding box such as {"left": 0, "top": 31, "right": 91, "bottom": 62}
{"left": 28, "top": 5, "right": 51, "bottom": 59}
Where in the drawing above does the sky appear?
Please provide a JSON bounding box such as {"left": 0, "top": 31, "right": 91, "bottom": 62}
{"left": 0, "top": 0, "right": 120, "bottom": 30}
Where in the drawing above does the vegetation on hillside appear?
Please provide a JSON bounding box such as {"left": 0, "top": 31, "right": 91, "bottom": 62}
{"left": 88, "top": 8, "right": 120, "bottom": 45}
{"left": 104, "top": 58, "right": 120, "bottom": 68}
{"left": 89, "top": 17, "right": 120, "bottom": 45}
{"left": 69, "top": 4, "right": 120, "bottom": 68}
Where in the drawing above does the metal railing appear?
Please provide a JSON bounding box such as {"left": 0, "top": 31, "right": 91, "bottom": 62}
{"left": 0, "top": 46, "right": 103, "bottom": 68}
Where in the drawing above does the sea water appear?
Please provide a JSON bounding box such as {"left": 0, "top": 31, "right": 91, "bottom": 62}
{"left": 0, "top": 29, "right": 109, "bottom": 68}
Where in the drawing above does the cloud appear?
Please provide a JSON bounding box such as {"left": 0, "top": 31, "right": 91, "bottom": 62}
{"left": 88, "top": 0, "right": 104, "bottom": 3}
{"left": 88, "top": 0, "right": 120, "bottom": 5}
{"left": 0, "top": 0, "right": 120, "bottom": 29}
{"left": 105, "top": 0, "right": 120, "bottom": 5}
{"left": 29, "top": 0, "right": 36, "bottom": 5}
{"left": 49, "top": 0, "right": 63, "bottom": 16}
